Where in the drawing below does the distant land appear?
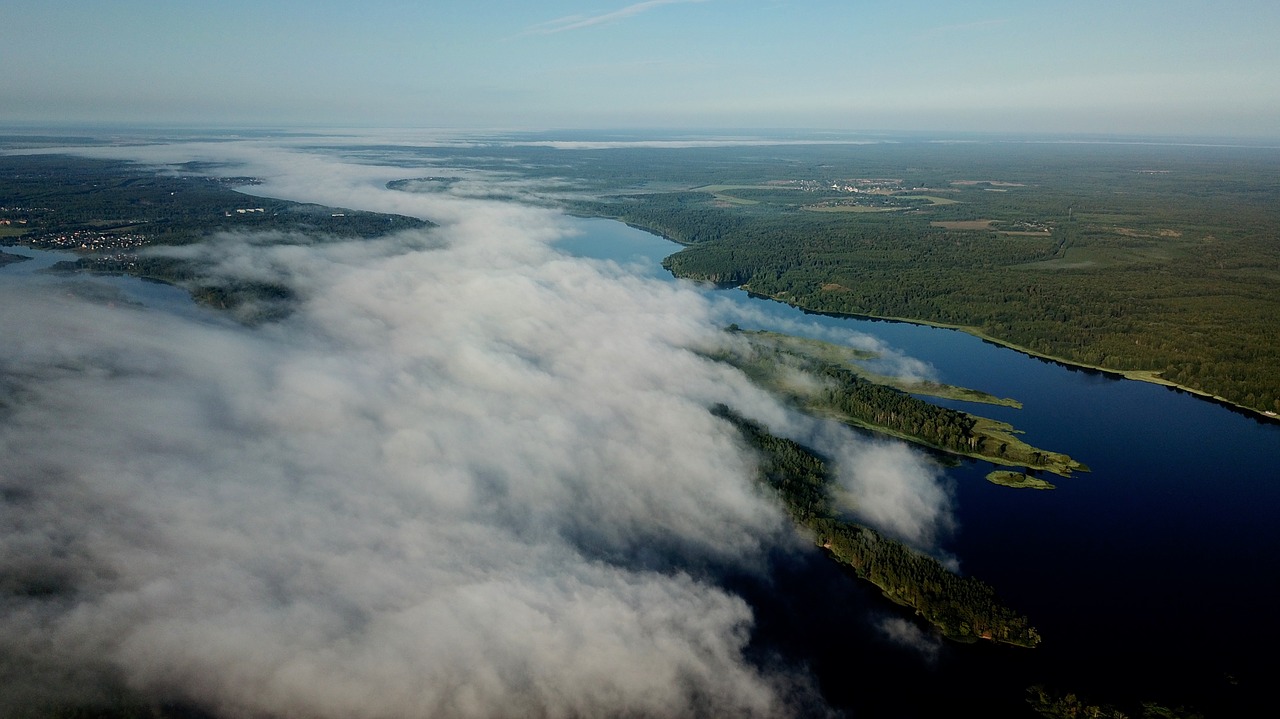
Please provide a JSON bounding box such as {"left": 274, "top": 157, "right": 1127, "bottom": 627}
{"left": 447, "top": 138, "right": 1280, "bottom": 420}
{"left": 0, "top": 154, "right": 428, "bottom": 320}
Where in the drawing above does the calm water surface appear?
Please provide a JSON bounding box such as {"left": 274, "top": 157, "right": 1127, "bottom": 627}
{"left": 560, "top": 217, "right": 1280, "bottom": 716}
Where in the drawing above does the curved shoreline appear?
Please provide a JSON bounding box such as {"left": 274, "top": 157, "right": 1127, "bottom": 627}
{"left": 578, "top": 214, "right": 1280, "bottom": 424}
{"left": 736, "top": 286, "right": 1280, "bottom": 425}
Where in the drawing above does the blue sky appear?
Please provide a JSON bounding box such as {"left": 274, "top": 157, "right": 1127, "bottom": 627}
{"left": 3, "top": 0, "right": 1278, "bottom": 136}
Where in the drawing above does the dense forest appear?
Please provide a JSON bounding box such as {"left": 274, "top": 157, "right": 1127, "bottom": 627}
{"left": 713, "top": 404, "right": 1041, "bottom": 648}
{"left": 655, "top": 206, "right": 1280, "bottom": 415}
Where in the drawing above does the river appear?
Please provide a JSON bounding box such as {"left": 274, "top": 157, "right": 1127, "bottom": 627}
{"left": 6, "top": 221, "right": 1276, "bottom": 716}
{"left": 558, "top": 216, "right": 1280, "bottom": 716}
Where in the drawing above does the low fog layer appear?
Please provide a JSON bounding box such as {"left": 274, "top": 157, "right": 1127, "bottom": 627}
{"left": 0, "top": 140, "right": 956, "bottom": 717}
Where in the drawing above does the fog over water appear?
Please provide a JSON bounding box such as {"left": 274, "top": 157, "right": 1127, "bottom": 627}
{"left": 0, "top": 140, "right": 959, "bottom": 717}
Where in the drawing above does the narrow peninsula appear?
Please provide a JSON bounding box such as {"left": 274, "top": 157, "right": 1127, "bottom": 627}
{"left": 715, "top": 405, "right": 1041, "bottom": 648}
{"left": 712, "top": 328, "right": 1088, "bottom": 478}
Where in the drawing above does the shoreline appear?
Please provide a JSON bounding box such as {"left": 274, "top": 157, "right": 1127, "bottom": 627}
{"left": 737, "top": 286, "right": 1280, "bottom": 425}
{"left": 818, "top": 408, "right": 1086, "bottom": 478}
{"left": 574, "top": 214, "right": 1280, "bottom": 424}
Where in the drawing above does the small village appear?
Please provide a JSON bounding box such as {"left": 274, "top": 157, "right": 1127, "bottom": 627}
{"left": 826, "top": 177, "right": 906, "bottom": 193}
{"left": 26, "top": 228, "right": 151, "bottom": 252}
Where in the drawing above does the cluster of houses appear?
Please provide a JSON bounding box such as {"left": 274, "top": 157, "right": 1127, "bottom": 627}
{"left": 29, "top": 230, "right": 149, "bottom": 252}
{"left": 828, "top": 178, "right": 905, "bottom": 193}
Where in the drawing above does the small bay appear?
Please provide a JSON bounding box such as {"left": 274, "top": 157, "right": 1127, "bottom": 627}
{"left": 0, "top": 246, "right": 200, "bottom": 316}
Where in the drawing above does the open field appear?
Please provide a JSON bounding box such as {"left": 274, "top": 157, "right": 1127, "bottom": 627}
{"left": 951, "top": 180, "right": 1027, "bottom": 186}
{"left": 690, "top": 183, "right": 797, "bottom": 205}
{"left": 931, "top": 219, "right": 997, "bottom": 230}
{"left": 895, "top": 194, "right": 961, "bottom": 205}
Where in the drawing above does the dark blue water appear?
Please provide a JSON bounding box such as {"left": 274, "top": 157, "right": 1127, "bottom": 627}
{"left": 559, "top": 217, "right": 1280, "bottom": 716}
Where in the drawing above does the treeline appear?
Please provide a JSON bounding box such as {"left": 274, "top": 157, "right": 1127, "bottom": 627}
{"left": 814, "top": 516, "right": 1041, "bottom": 646}
{"left": 815, "top": 363, "right": 979, "bottom": 453}
{"left": 713, "top": 405, "right": 1041, "bottom": 648}
{"left": 728, "top": 242, "right": 1280, "bottom": 413}
{"left": 575, "top": 195, "right": 756, "bottom": 248}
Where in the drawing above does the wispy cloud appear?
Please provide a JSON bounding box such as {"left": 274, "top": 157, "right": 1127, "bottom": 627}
{"left": 876, "top": 617, "right": 942, "bottom": 664}
{"left": 919, "top": 18, "right": 1010, "bottom": 38}
{"left": 527, "top": 0, "right": 710, "bottom": 35}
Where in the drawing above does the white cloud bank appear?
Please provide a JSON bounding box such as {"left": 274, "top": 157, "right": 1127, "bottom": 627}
{"left": 0, "top": 138, "right": 956, "bottom": 717}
